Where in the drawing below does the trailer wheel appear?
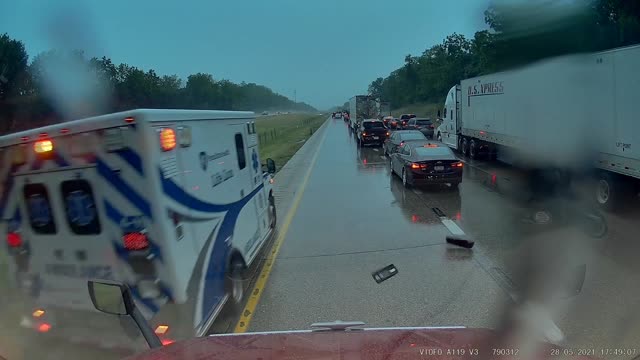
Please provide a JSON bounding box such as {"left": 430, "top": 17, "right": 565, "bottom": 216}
{"left": 469, "top": 139, "right": 478, "bottom": 159}
{"left": 461, "top": 138, "right": 469, "bottom": 157}
{"left": 595, "top": 172, "right": 634, "bottom": 211}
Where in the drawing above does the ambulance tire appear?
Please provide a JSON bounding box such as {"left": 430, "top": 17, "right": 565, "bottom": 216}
{"left": 269, "top": 194, "right": 277, "bottom": 229}
{"left": 227, "top": 258, "right": 245, "bottom": 307}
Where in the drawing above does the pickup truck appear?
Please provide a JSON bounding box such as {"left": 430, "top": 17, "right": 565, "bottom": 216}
{"left": 357, "top": 119, "right": 389, "bottom": 147}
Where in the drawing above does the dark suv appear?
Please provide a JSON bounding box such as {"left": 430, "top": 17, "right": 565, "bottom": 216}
{"left": 405, "top": 118, "right": 434, "bottom": 138}
{"left": 398, "top": 114, "right": 416, "bottom": 128}
{"left": 357, "top": 119, "right": 389, "bottom": 147}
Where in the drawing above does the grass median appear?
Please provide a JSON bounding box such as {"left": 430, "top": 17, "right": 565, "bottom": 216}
{"left": 256, "top": 113, "right": 326, "bottom": 171}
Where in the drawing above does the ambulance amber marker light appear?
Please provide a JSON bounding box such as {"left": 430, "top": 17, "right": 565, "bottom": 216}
{"left": 155, "top": 325, "right": 169, "bottom": 335}
{"left": 160, "top": 128, "right": 176, "bottom": 151}
{"left": 34, "top": 140, "right": 53, "bottom": 153}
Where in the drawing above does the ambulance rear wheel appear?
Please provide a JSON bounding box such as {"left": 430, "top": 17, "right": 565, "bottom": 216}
{"left": 227, "top": 260, "right": 245, "bottom": 306}
{"left": 269, "top": 194, "right": 277, "bottom": 229}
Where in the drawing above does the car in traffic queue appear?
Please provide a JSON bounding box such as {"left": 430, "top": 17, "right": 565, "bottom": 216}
{"left": 357, "top": 119, "right": 389, "bottom": 147}
{"left": 382, "top": 115, "right": 394, "bottom": 128}
{"left": 404, "top": 118, "right": 435, "bottom": 139}
{"left": 398, "top": 114, "right": 416, "bottom": 128}
{"left": 383, "top": 130, "right": 427, "bottom": 156}
{"left": 332, "top": 112, "right": 342, "bottom": 119}
{"left": 388, "top": 117, "right": 401, "bottom": 129}
{"left": 389, "top": 142, "right": 463, "bottom": 188}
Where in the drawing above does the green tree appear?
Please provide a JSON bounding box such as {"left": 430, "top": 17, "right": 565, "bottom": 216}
{"left": 0, "top": 33, "right": 29, "bottom": 100}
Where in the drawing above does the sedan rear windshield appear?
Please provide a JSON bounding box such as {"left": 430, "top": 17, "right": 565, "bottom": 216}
{"left": 363, "top": 122, "right": 384, "bottom": 129}
{"left": 399, "top": 132, "right": 426, "bottom": 141}
{"left": 416, "top": 120, "right": 432, "bottom": 125}
{"left": 414, "top": 147, "right": 454, "bottom": 156}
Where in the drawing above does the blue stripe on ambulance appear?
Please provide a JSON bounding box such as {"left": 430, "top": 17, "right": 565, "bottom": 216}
{"left": 114, "top": 148, "right": 144, "bottom": 176}
{"left": 96, "top": 158, "right": 152, "bottom": 219}
{"left": 160, "top": 170, "right": 264, "bottom": 324}
{"left": 0, "top": 163, "right": 25, "bottom": 219}
{"left": 96, "top": 154, "right": 165, "bottom": 314}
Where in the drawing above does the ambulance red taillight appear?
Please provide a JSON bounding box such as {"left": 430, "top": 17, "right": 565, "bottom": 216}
{"left": 6, "top": 232, "right": 22, "bottom": 248}
{"left": 123, "top": 232, "right": 150, "bottom": 251}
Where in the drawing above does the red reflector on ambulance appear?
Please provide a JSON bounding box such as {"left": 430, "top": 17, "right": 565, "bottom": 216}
{"left": 7, "top": 232, "right": 22, "bottom": 248}
{"left": 123, "top": 233, "right": 149, "bottom": 251}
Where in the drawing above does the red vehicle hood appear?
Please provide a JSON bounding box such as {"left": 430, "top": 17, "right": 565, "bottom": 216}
{"left": 127, "top": 327, "right": 593, "bottom": 360}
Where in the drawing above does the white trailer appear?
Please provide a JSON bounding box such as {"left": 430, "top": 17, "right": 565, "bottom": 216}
{"left": 436, "top": 44, "right": 640, "bottom": 209}
{"left": 0, "top": 109, "right": 277, "bottom": 346}
{"left": 349, "top": 95, "right": 380, "bottom": 130}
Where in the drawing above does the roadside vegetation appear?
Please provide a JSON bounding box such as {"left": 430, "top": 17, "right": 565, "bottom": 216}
{"left": 0, "top": 34, "right": 316, "bottom": 135}
{"left": 364, "top": 1, "right": 640, "bottom": 111}
{"left": 391, "top": 103, "right": 440, "bottom": 119}
{"left": 256, "top": 114, "right": 326, "bottom": 171}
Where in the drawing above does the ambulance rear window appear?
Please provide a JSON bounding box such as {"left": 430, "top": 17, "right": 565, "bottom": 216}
{"left": 23, "top": 184, "right": 56, "bottom": 234}
{"left": 61, "top": 180, "right": 101, "bottom": 235}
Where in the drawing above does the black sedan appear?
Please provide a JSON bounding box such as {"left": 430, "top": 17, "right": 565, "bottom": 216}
{"left": 389, "top": 142, "right": 463, "bottom": 188}
{"left": 383, "top": 130, "right": 427, "bottom": 156}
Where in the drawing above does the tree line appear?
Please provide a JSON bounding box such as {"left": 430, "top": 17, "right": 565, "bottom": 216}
{"left": 366, "top": 0, "right": 640, "bottom": 110}
{"left": 0, "top": 36, "right": 315, "bottom": 134}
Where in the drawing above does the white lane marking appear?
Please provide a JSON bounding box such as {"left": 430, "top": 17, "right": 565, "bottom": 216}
{"left": 441, "top": 219, "right": 465, "bottom": 236}
{"left": 412, "top": 189, "right": 422, "bottom": 194}
{"left": 380, "top": 155, "right": 387, "bottom": 160}
{"left": 373, "top": 148, "right": 379, "bottom": 152}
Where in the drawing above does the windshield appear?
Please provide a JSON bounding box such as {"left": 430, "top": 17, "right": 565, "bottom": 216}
{"left": 1, "top": 1, "right": 638, "bottom": 359}
{"left": 363, "top": 122, "right": 384, "bottom": 129}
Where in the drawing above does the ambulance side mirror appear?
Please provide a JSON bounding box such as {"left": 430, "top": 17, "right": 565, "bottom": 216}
{"left": 88, "top": 280, "right": 129, "bottom": 315}
{"left": 266, "top": 158, "right": 276, "bottom": 174}
{"left": 88, "top": 280, "right": 162, "bottom": 349}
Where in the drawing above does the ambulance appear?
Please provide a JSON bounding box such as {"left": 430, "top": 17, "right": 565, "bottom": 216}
{"left": 0, "top": 109, "right": 277, "bottom": 345}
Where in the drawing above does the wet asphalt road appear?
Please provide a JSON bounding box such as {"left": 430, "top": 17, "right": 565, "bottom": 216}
{"left": 241, "top": 118, "right": 640, "bottom": 356}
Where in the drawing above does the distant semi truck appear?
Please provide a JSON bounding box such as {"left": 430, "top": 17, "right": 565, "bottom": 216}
{"left": 349, "top": 95, "right": 380, "bottom": 131}
{"left": 436, "top": 44, "right": 640, "bottom": 210}
{"left": 379, "top": 102, "right": 391, "bottom": 118}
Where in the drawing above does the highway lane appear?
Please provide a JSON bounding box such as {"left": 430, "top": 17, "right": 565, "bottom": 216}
{"left": 245, "top": 118, "right": 512, "bottom": 331}
{"left": 240, "top": 117, "right": 640, "bottom": 355}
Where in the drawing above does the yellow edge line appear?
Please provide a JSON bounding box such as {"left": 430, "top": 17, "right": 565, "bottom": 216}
{"left": 233, "top": 121, "right": 328, "bottom": 333}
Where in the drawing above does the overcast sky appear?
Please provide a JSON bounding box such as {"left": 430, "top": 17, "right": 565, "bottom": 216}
{"left": 1, "top": 0, "right": 489, "bottom": 110}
